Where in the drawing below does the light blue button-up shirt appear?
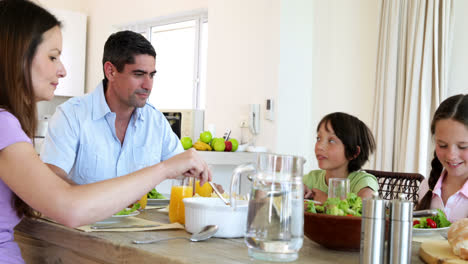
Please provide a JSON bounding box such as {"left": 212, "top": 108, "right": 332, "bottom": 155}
{"left": 41, "top": 82, "right": 184, "bottom": 184}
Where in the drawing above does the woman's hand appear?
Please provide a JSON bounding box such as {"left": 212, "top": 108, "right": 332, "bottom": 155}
{"left": 162, "top": 149, "right": 212, "bottom": 185}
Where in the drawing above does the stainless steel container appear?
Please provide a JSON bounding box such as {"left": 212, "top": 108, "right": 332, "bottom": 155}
{"left": 360, "top": 192, "right": 386, "bottom": 264}
{"left": 387, "top": 194, "right": 413, "bottom": 264}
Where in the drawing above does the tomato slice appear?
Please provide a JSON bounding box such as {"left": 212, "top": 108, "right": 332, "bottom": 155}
{"left": 426, "top": 218, "right": 437, "bottom": 228}
{"left": 413, "top": 220, "right": 420, "bottom": 226}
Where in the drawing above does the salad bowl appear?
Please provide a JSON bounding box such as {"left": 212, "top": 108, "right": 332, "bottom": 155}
{"left": 304, "top": 212, "right": 362, "bottom": 251}
{"left": 412, "top": 209, "right": 451, "bottom": 236}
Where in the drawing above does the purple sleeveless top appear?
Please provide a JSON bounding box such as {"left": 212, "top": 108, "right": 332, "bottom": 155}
{"left": 0, "top": 110, "right": 31, "bottom": 263}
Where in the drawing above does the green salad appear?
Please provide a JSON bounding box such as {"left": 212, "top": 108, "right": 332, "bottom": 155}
{"left": 306, "top": 193, "right": 362, "bottom": 217}
{"left": 147, "top": 188, "right": 167, "bottom": 199}
{"left": 413, "top": 209, "right": 451, "bottom": 229}
{"left": 114, "top": 202, "right": 140, "bottom": 216}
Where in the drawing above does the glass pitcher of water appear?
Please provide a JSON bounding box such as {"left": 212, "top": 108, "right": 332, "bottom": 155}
{"left": 230, "top": 153, "right": 305, "bottom": 262}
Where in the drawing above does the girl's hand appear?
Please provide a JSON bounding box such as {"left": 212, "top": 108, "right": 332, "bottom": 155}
{"left": 357, "top": 187, "right": 374, "bottom": 199}
{"left": 304, "top": 184, "right": 314, "bottom": 199}
{"left": 163, "top": 149, "right": 212, "bottom": 185}
{"left": 311, "top": 188, "right": 328, "bottom": 204}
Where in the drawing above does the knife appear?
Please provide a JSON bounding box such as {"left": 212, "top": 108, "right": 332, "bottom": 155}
{"left": 90, "top": 224, "right": 161, "bottom": 230}
{"left": 413, "top": 209, "right": 438, "bottom": 217}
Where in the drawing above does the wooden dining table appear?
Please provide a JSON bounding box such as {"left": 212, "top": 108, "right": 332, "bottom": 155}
{"left": 14, "top": 209, "right": 426, "bottom": 264}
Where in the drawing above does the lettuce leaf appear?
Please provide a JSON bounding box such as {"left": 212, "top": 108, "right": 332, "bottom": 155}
{"left": 114, "top": 202, "right": 140, "bottom": 215}
{"left": 147, "top": 188, "right": 167, "bottom": 199}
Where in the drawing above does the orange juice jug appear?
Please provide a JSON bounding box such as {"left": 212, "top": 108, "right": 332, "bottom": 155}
{"left": 195, "top": 180, "right": 213, "bottom": 197}
{"left": 168, "top": 177, "right": 193, "bottom": 224}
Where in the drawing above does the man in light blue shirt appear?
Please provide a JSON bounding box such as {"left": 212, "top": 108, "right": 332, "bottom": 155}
{"left": 41, "top": 31, "right": 183, "bottom": 184}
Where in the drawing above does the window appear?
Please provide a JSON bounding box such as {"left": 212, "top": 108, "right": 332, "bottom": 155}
{"left": 118, "top": 11, "right": 208, "bottom": 109}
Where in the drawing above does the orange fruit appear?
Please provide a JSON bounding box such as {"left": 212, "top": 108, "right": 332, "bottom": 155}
{"left": 137, "top": 194, "right": 147, "bottom": 210}
{"left": 195, "top": 180, "right": 213, "bottom": 197}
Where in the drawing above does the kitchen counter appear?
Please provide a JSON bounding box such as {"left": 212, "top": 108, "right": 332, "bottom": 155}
{"left": 14, "top": 210, "right": 425, "bottom": 264}
{"left": 197, "top": 151, "right": 259, "bottom": 165}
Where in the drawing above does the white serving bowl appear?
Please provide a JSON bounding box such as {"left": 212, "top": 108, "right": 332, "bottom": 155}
{"left": 183, "top": 197, "right": 248, "bottom": 238}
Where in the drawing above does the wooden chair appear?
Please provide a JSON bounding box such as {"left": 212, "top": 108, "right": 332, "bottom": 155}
{"left": 364, "top": 169, "right": 425, "bottom": 204}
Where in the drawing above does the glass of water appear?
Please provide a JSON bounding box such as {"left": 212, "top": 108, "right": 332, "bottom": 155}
{"left": 328, "top": 178, "right": 350, "bottom": 200}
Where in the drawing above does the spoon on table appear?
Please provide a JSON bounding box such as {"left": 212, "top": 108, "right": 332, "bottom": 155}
{"left": 132, "top": 225, "right": 218, "bottom": 244}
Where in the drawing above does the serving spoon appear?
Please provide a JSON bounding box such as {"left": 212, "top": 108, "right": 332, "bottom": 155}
{"left": 208, "top": 181, "right": 231, "bottom": 206}
{"left": 132, "top": 225, "right": 218, "bottom": 244}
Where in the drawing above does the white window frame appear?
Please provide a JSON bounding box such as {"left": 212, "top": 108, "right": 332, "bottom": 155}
{"left": 115, "top": 9, "right": 208, "bottom": 109}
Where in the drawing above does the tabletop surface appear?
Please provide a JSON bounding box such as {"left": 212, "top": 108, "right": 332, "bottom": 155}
{"left": 14, "top": 209, "right": 427, "bottom": 264}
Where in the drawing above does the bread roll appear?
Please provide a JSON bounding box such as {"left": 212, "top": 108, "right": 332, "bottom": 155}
{"left": 447, "top": 218, "right": 468, "bottom": 260}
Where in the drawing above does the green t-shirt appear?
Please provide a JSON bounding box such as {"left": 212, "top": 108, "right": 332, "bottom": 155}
{"left": 302, "top": 170, "right": 379, "bottom": 194}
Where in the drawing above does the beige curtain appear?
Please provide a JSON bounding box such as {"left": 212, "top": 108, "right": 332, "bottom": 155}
{"left": 371, "top": 0, "right": 453, "bottom": 175}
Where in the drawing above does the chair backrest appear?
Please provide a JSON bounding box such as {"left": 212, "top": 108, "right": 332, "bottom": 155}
{"left": 364, "top": 169, "right": 425, "bottom": 204}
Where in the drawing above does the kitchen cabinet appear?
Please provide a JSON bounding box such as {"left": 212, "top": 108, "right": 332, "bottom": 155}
{"left": 48, "top": 8, "right": 87, "bottom": 97}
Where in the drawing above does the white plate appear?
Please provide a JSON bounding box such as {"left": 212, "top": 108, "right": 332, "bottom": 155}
{"left": 112, "top": 210, "right": 140, "bottom": 217}
{"left": 95, "top": 210, "right": 140, "bottom": 224}
{"left": 147, "top": 199, "right": 170, "bottom": 206}
{"left": 157, "top": 206, "right": 169, "bottom": 215}
{"left": 413, "top": 226, "right": 450, "bottom": 235}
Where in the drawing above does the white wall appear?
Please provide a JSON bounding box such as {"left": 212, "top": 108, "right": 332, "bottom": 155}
{"left": 39, "top": 0, "right": 280, "bottom": 150}
{"left": 277, "top": 0, "right": 379, "bottom": 171}
{"left": 448, "top": 0, "right": 468, "bottom": 97}
{"left": 276, "top": 0, "right": 314, "bottom": 170}
{"left": 38, "top": 0, "right": 380, "bottom": 169}
{"left": 205, "top": 0, "right": 280, "bottom": 149}
{"left": 311, "top": 0, "right": 379, "bottom": 127}
{"left": 37, "top": 0, "right": 89, "bottom": 13}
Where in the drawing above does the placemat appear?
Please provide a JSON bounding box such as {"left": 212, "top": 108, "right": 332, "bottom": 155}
{"left": 77, "top": 216, "right": 184, "bottom": 232}
{"left": 145, "top": 205, "right": 168, "bottom": 210}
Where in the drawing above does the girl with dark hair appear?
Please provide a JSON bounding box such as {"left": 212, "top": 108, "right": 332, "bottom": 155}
{"left": 416, "top": 94, "right": 468, "bottom": 222}
{"left": 303, "top": 112, "right": 378, "bottom": 203}
{"left": 0, "top": 1, "right": 211, "bottom": 262}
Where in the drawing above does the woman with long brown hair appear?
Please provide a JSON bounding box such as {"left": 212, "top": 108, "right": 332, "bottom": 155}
{"left": 0, "top": 1, "right": 211, "bottom": 262}
{"left": 416, "top": 94, "right": 468, "bottom": 222}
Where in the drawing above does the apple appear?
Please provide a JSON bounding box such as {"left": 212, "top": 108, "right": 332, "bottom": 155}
{"left": 229, "top": 138, "right": 239, "bottom": 152}
{"left": 180, "top": 137, "right": 193, "bottom": 150}
{"left": 210, "top": 137, "right": 221, "bottom": 147}
{"left": 224, "top": 141, "right": 232, "bottom": 152}
{"left": 199, "top": 131, "right": 212, "bottom": 144}
{"left": 212, "top": 138, "right": 225, "bottom": 151}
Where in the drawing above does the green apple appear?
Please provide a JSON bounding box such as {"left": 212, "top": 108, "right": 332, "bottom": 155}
{"left": 229, "top": 138, "right": 239, "bottom": 152}
{"left": 210, "top": 137, "right": 223, "bottom": 147}
{"left": 212, "top": 137, "right": 225, "bottom": 151}
{"left": 199, "top": 131, "right": 212, "bottom": 144}
{"left": 180, "top": 137, "right": 193, "bottom": 150}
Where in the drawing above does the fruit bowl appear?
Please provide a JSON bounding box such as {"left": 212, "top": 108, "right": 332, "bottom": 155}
{"left": 304, "top": 212, "right": 362, "bottom": 251}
